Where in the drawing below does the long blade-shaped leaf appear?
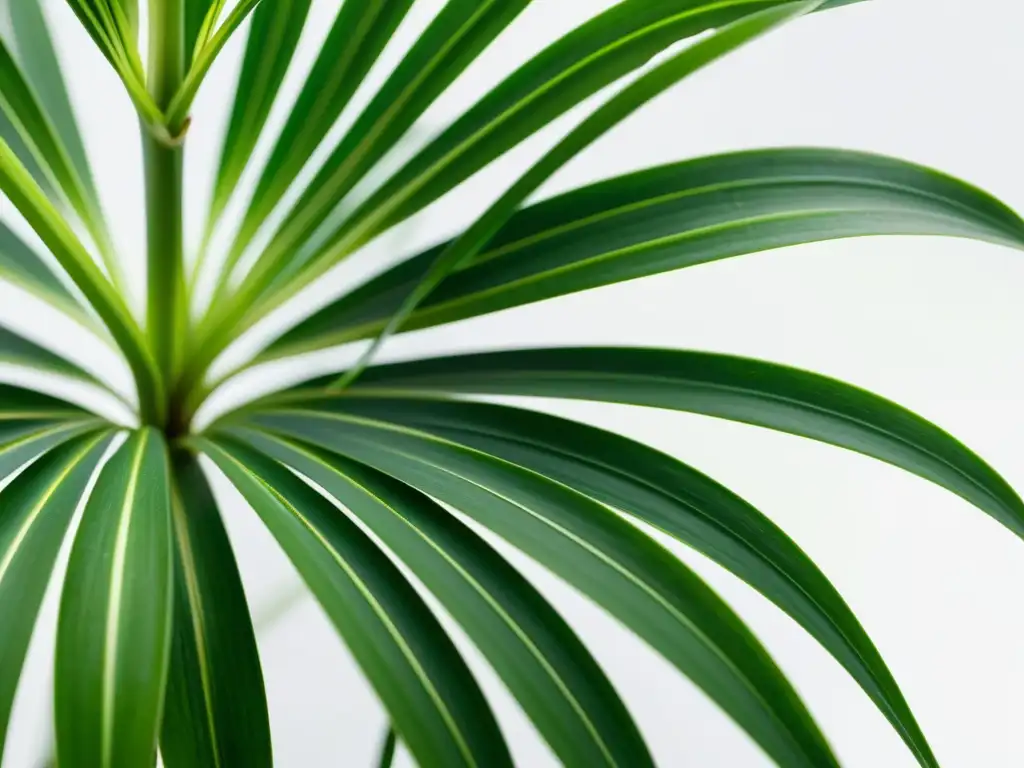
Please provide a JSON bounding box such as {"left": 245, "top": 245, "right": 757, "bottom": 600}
{"left": 293, "top": 395, "right": 939, "bottom": 766}
{"left": 0, "top": 138, "right": 163, "bottom": 422}
{"left": 0, "top": 221, "right": 98, "bottom": 329}
{"left": 0, "top": 35, "right": 123, "bottom": 288}
{"left": 214, "top": 0, "right": 415, "bottom": 273}
{"left": 186, "top": 0, "right": 216, "bottom": 60}
{"left": 267, "top": 148, "right": 1024, "bottom": 357}
{"left": 55, "top": 429, "right": 174, "bottom": 768}
{"left": 230, "top": 415, "right": 840, "bottom": 768}
{"left": 287, "top": 347, "right": 1024, "bottom": 540}
{"left": 245, "top": 432, "right": 655, "bottom": 768}
{"left": 197, "top": 436, "right": 513, "bottom": 768}
{"left": 241, "top": 0, "right": 833, "bottom": 312}
{"left": 160, "top": 448, "right": 272, "bottom": 768}
{"left": 0, "top": 322, "right": 102, "bottom": 385}
{"left": 226, "top": 0, "right": 533, "bottom": 282}
{"left": 203, "top": 0, "right": 312, "bottom": 241}
{"left": 0, "top": 431, "right": 113, "bottom": 758}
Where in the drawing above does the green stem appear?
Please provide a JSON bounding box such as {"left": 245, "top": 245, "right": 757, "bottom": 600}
{"left": 145, "top": 0, "right": 187, "bottom": 425}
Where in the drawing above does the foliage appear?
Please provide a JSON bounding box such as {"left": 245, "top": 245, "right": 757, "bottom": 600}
{"left": 0, "top": 0, "right": 1018, "bottom": 765}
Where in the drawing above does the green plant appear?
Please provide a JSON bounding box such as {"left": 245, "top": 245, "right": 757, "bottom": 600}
{"left": 0, "top": 0, "right": 1021, "bottom": 765}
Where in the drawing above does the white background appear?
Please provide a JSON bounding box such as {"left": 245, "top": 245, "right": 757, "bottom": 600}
{"left": 4, "top": 0, "right": 1024, "bottom": 765}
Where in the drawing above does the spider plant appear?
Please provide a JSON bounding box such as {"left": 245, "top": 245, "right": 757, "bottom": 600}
{"left": 0, "top": 0, "right": 1021, "bottom": 766}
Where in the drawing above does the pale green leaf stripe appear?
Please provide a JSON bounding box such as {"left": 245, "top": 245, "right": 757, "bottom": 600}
{"left": 266, "top": 148, "right": 1024, "bottom": 358}
{"left": 245, "top": 431, "right": 654, "bottom": 767}
{"left": 297, "top": 395, "right": 938, "bottom": 766}
{"left": 0, "top": 420, "right": 104, "bottom": 484}
{"left": 332, "top": 1, "right": 827, "bottom": 386}
{"left": 227, "top": 0, "right": 533, "bottom": 286}
{"left": 0, "top": 137, "right": 163, "bottom": 422}
{"left": 55, "top": 429, "right": 174, "bottom": 768}
{"left": 233, "top": 414, "right": 839, "bottom": 768}
{"left": 0, "top": 431, "right": 114, "bottom": 759}
{"left": 197, "top": 436, "right": 513, "bottom": 768}
{"left": 299, "top": 346, "right": 1024, "bottom": 541}
{"left": 160, "top": 448, "right": 271, "bottom": 768}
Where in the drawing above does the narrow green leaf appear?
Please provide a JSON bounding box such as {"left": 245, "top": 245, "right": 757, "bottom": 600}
{"left": 0, "top": 138, "right": 163, "bottom": 422}
{"left": 0, "top": 220, "right": 98, "bottom": 329}
{"left": 186, "top": 0, "right": 216, "bottom": 60}
{"left": 245, "top": 431, "right": 655, "bottom": 768}
{"left": 267, "top": 148, "right": 1024, "bottom": 358}
{"left": 0, "top": 431, "right": 113, "bottom": 759}
{"left": 197, "top": 437, "right": 513, "bottom": 768}
{"left": 229, "top": 415, "right": 840, "bottom": 768}
{"left": 295, "top": 395, "right": 938, "bottom": 766}
{"left": 204, "top": 0, "right": 312, "bottom": 236}
{"left": 160, "top": 448, "right": 272, "bottom": 768}
{"left": 200, "top": 0, "right": 415, "bottom": 279}
{"left": 225, "top": 0, "right": 533, "bottom": 284}
{"left": 0, "top": 31, "right": 123, "bottom": 288}
{"left": 55, "top": 429, "right": 174, "bottom": 768}
{"left": 377, "top": 726, "right": 397, "bottom": 768}
{"left": 332, "top": 1, "right": 837, "bottom": 385}
{"left": 290, "top": 346, "right": 1024, "bottom": 541}
{"left": 0, "top": 321, "right": 102, "bottom": 385}
{"left": 242, "top": 0, "right": 835, "bottom": 314}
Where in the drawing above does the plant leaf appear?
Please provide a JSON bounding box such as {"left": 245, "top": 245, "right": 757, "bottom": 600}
{"left": 0, "top": 431, "right": 113, "bottom": 759}
{"left": 0, "top": 321, "right": 103, "bottom": 385}
{"left": 0, "top": 32, "right": 122, "bottom": 288}
{"left": 0, "top": 219, "right": 98, "bottom": 329}
{"left": 290, "top": 395, "right": 939, "bottom": 766}
{"left": 243, "top": 0, "right": 837, "bottom": 312}
{"left": 267, "top": 148, "right": 1024, "bottom": 358}
{"left": 197, "top": 435, "right": 513, "bottom": 768}
{"left": 228, "top": 415, "right": 840, "bottom": 768}
{"left": 227, "top": 0, "right": 534, "bottom": 281}
{"left": 376, "top": 725, "right": 397, "bottom": 768}
{"left": 204, "top": 0, "right": 312, "bottom": 236}
{"left": 285, "top": 346, "right": 1024, "bottom": 541}
{"left": 160, "top": 447, "right": 271, "bottom": 768}
{"left": 186, "top": 0, "right": 216, "bottom": 61}
{"left": 242, "top": 431, "right": 655, "bottom": 768}
{"left": 55, "top": 429, "right": 174, "bottom": 768}
{"left": 0, "top": 138, "right": 163, "bottom": 421}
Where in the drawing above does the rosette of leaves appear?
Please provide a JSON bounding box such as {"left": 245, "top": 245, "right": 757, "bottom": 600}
{"left": 0, "top": 1, "right": 1019, "bottom": 766}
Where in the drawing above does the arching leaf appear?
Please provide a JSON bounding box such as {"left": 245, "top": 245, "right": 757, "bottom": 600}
{"left": 55, "top": 429, "right": 173, "bottom": 768}
{"left": 198, "top": 436, "right": 513, "bottom": 768}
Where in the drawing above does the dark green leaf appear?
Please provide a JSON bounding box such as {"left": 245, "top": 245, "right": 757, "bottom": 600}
{"left": 229, "top": 0, "right": 533, "bottom": 282}
{"left": 0, "top": 322, "right": 103, "bottom": 385}
{"left": 244, "top": 0, "right": 839, "bottom": 310}
{"left": 55, "top": 429, "right": 174, "bottom": 768}
{"left": 244, "top": 430, "right": 655, "bottom": 768}
{"left": 229, "top": 414, "right": 839, "bottom": 768}
{"left": 161, "top": 448, "right": 271, "bottom": 768}
{"left": 294, "top": 395, "right": 938, "bottom": 766}
{"left": 289, "top": 346, "right": 1024, "bottom": 541}
{"left": 267, "top": 148, "right": 1024, "bottom": 357}
{"left": 376, "top": 725, "right": 397, "bottom": 768}
{"left": 198, "top": 436, "right": 513, "bottom": 768}
{"left": 0, "top": 431, "right": 113, "bottom": 759}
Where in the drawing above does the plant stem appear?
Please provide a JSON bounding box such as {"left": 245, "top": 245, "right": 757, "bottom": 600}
{"left": 145, "top": 0, "right": 187, "bottom": 425}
